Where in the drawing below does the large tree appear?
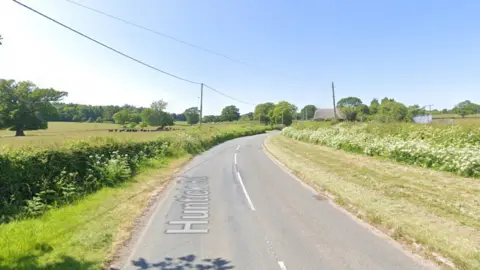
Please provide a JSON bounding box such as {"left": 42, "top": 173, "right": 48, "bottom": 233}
{"left": 453, "top": 100, "right": 480, "bottom": 117}
{"left": 253, "top": 102, "right": 275, "bottom": 124}
{"left": 112, "top": 108, "right": 140, "bottom": 126}
{"left": 0, "top": 80, "right": 67, "bottom": 136}
{"left": 337, "top": 97, "right": 363, "bottom": 121}
{"left": 151, "top": 99, "right": 168, "bottom": 112}
{"left": 221, "top": 105, "right": 240, "bottom": 121}
{"left": 184, "top": 107, "right": 200, "bottom": 125}
{"left": 300, "top": 105, "right": 317, "bottom": 120}
{"left": 376, "top": 98, "right": 408, "bottom": 122}
{"left": 268, "top": 101, "right": 297, "bottom": 126}
{"left": 141, "top": 108, "right": 173, "bottom": 127}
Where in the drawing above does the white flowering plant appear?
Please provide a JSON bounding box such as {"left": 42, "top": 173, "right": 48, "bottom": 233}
{"left": 282, "top": 123, "right": 480, "bottom": 177}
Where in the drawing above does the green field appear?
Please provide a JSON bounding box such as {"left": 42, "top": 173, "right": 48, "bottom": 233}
{"left": 0, "top": 121, "right": 262, "bottom": 149}
{"left": 432, "top": 113, "right": 480, "bottom": 119}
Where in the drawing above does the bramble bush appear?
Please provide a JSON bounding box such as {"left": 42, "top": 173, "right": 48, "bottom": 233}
{"left": 282, "top": 123, "right": 480, "bottom": 178}
{"left": 0, "top": 125, "right": 269, "bottom": 223}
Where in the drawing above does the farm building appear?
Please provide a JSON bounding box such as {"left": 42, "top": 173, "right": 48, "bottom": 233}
{"left": 313, "top": 108, "right": 345, "bottom": 121}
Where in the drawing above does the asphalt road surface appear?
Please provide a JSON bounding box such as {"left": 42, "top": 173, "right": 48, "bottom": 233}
{"left": 122, "top": 133, "right": 431, "bottom": 270}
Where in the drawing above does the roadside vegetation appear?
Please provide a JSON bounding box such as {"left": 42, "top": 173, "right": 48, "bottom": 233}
{"left": 283, "top": 123, "right": 480, "bottom": 177}
{"left": 0, "top": 123, "right": 270, "bottom": 269}
{"left": 265, "top": 135, "right": 480, "bottom": 269}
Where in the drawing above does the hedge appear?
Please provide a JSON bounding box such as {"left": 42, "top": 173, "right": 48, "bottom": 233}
{"left": 0, "top": 126, "right": 268, "bottom": 223}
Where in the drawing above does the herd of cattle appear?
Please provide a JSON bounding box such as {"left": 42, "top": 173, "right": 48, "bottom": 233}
{"left": 108, "top": 127, "right": 175, "bottom": 132}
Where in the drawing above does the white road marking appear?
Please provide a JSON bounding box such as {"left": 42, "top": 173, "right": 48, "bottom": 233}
{"left": 234, "top": 153, "right": 237, "bottom": 165}
{"left": 278, "top": 261, "right": 287, "bottom": 270}
{"left": 236, "top": 171, "right": 255, "bottom": 211}
{"left": 236, "top": 145, "right": 240, "bottom": 151}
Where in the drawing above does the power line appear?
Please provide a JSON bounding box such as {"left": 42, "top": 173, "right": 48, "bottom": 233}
{"left": 13, "top": 0, "right": 201, "bottom": 85}
{"left": 13, "top": 0, "right": 255, "bottom": 106}
{"left": 64, "top": 0, "right": 272, "bottom": 74}
{"left": 203, "top": 84, "right": 255, "bottom": 105}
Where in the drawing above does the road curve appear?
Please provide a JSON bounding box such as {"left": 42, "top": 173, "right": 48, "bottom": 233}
{"left": 121, "top": 133, "right": 432, "bottom": 270}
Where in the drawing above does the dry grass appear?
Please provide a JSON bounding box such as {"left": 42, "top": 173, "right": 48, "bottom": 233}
{"left": 265, "top": 135, "right": 480, "bottom": 270}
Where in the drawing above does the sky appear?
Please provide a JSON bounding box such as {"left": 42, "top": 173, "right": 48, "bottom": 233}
{"left": 1, "top": 0, "right": 479, "bottom": 115}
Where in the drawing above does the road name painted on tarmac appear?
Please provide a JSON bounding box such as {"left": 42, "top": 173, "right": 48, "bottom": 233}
{"left": 165, "top": 176, "right": 210, "bottom": 234}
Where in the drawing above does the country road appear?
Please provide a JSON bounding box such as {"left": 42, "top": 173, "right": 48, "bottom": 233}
{"left": 121, "top": 133, "right": 432, "bottom": 270}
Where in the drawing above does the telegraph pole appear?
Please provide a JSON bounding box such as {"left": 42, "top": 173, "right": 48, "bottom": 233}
{"left": 199, "top": 83, "right": 203, "bottom": 126}
{"left": 425, "top": 104, "right": 434, "bottom": 114}
{"left": 332, "top": 82, "right": 337, "bottom": 119}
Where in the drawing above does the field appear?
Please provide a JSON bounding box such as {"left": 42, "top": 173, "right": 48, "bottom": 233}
{"left": 432, "top": 113, "right": 480, "bottom": 119}
{"left": 266, "top": 122, "right": 480, "bottom": 269}
{"left": 0, "top": 121, "right": 257, "bottom": 149}
{"left": 0, "top": 121, "right": 270, "bottom": 269}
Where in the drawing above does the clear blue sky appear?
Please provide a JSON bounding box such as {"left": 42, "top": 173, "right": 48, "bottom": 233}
{"left": 1, "top": 0, "right": 479, "bottom": 115}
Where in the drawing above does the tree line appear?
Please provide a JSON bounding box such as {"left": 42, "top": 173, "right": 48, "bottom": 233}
{"left": 335, "top": 97, "right": 480, "bottom": 122}
{"left": 0, "top": 80, "right": 255, "bottom": 136}
{"left": 1, "top": 79, "right": 478, "bottom": 136}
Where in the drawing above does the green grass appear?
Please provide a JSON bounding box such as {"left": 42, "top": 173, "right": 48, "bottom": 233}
{"left": 432, "top": 113, "right": 480, "bottom": 119}
{"left": 0, "top": 156, "right": 190, "bottom": 269}
{"left": 265, "top": 135, "right": 480, "bottom": 270}
{"left": 0, "top": 121, "right": 266, "bottom": 149}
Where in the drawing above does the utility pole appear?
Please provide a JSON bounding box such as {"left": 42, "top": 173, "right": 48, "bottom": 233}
{"left": 199, "top": 83, "right": 203, "bottom": 126}
{"left": 282, "top": 111, "right": 284, "bottom": 125}
{"left": 332, "top": 82, "right": 337, "bottom": 119}
{"left": 425, "top": 104, "right": 434, "bottom": 114}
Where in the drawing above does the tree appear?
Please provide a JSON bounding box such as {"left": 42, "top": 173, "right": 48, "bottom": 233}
{"left": 375, "top": 99, "right": 408, "bottom": 122}
{"left": 369, "top": 99, "right": 380, "bottom": 115}
{"left": 300, "top": 105, "right": 317, "bottom": 120}
{"left": 141, "top": 108, "right": 173, "bottom": 127}
{"left": 184, "top": 107, "right": 199, "bottom": 125}
{"left": 253, "top": 102, "right": 275, "bottom": 124}
{"left": 151, "top": 99, "right": 168, "bottom": 112}
{"left": 356, "top": 104, "right": 370, "bottom": 121}
{"left": 202, "top": 115, "right": 219, "bottom": 123}
{"left": 112, "top": 109, "right": 129, "bottom": 125}
{"left": 453, "top": 100, "right": 480, "bottom": 117}
{"left": 240, "top": 112, "right": 254, "bottom": 121}
{"left": 268, "top": 101, "right": 296, "bottom": 126}
{"left": 0, "top": 80, "right": 67, "bottom": 136}
{"left": 112, "top": 109, "right": 140, "bottom": 126}
{"left": 337, "top": 97, "right": 363, "bottom": 121}
{"left": 407, "top": 105, "right": 426, "bottom": 120}
{"left": 221, "top": 105, "right": 240, "bottom": 121}
{"left": 171, "top": 113, "right": 186, "bottom": 122}
{"left": 0, "top": 34, "right": 3, "bottom": 45}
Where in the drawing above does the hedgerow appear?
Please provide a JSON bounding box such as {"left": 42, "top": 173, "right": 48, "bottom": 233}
{"left": 0, "top": 126, "right": 268, "bottom": 223}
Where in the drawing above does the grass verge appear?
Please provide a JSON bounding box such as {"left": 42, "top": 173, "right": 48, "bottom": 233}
{"left": 264, "top": 135, "right": 480, "bottom": 270}
{"left": 0, "top": 155, "right": 190, "bottom": 270}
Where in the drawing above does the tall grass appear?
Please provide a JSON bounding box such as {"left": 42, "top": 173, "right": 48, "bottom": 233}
{"left": 283, "top": 123, "right": 480, "bottom": 177}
